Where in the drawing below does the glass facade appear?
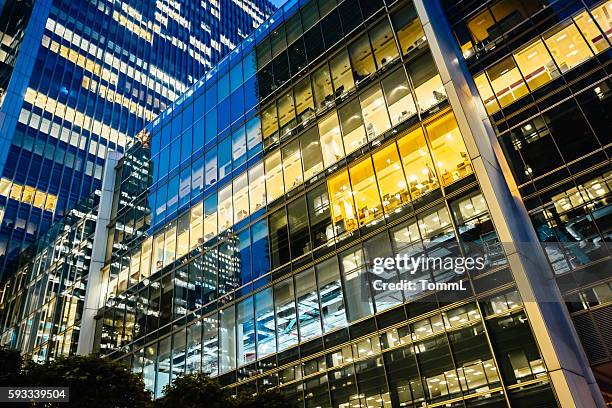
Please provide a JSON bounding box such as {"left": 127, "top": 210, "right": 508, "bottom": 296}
{"left": 82, "top": 0, "right": 582, "bottom": 405}
{"left": 0, "top": 0, "right": 276, "bottom": 272}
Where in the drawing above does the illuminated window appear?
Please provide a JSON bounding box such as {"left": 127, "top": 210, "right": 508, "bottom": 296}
{"left": 370, "top": 19, "right": 399, "bottom": 67}
{"left": 153, "top": 232, "right": 164, "bottom": 272}
{"left": 338, "top": 99, "right": 366, "bottom": 154}
{"left": 233, "top": 173, "right": 249, "bottom": 222}
{"left": 163, "top": 222, "right": 176, "bottom": 267}
{"left": 349, "top": 158, "right": 382, "bottom": 227}
{"left": 360, "top": 84, "right": 391, "bottom": 140}
{"left": 9, "top": 183, "right": 23, "bottom": 201}
{"left": 261, "top": 103, "right": 278, "bottom": 142}
{"left": 282, "top": 139, "right": 303, "bottom": 192}
{"left": 408, "top": 53, "right": 446, "bottom": 112}
{"left": 391, "top": 2, "right": 425, "bottom": 56}
{"left": 265, "top": 150, "right": 284, "bottom": 202}
{"left": 330, "top": 49, "right": 354, "bottom": 98}
{"left": 426, "top": 113, "right": 473, "bottom": 186}
{"left": 312, "top": 64, "right": 334, "bottom": 113}
{"left": 397, "top": 127, "right": 439, "bottom": 197}
{"left": 300, "top": 127, "right": 324, "bottom": 180}
{"left": 44, "top": 195, "right": 57, "bottom": 212}
{"left": 319, "top": 112, "right": 345, "bottom": 167}
{"left": 140, "top": 237, "right": 152, "bottom": 279}
{"left": 382, "top": 67, "right": 417, "bottom": 126}
{"left": 583, "top": 1, "right": 612, "bottom": 52}
{"left": 204, "top": 194, "right": 218, "bottom": 241}
{"left": 328, "top": 169, "right": 357, "bottom": 234}
{"left": 513, "top": 39, "right": 556, "bottom": 92}
{"left": 277, "top": 91, "right": 296, "bottom": 136}
{"left": 373, "top": 144, "right": 409, "bottom": 214}
{"left": 0, "top": 179, "right": 10, "bottom": 196}
{"left": 486, "top": 56, "right": 527, "bottom": 108}
{"left": 294, "top": 76, "right": 315, "bottom": 124}
{"left": 544, "top": 20, "right": 594, "bottom": 73}
{"left": 474, "top": 73, "right": 500, "bottom": 114}
{"left": 190, "top": 202, "right": 203, "bottom": 248}
{"left": 22, "top": 186, "right": 35, "bottom": 204}
{"left": 348, "top": 34, "right": 376, "bottom": 84}
{"left": 218, "top": 184, "right": 233, "bottom": 231}
{"left": 248, "top": 163, "right": 266, "bottom": 213}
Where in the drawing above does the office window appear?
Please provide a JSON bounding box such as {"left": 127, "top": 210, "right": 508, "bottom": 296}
{"left": 300, "top": 127, "right": 324, "bottom": 180}
{"left": 575, "top": 3, "right": 611, "bottom": 53}
{"left": 373, "top": 144, "right": 409, "bottom": 214}
{"left": 265, "top": 150, "right": 284, "bottom": 202}
{"left": 391, "top": 2, "right": 425, "bottom": 56}
{"left": 513, "top": 39, "right": 556, "bottom": 92}
{"left": 282, "top": 139, "right": 303, "bottom": 192}
{"left": 486, "top": 56, "right": 527, "bottom": 108}
{"left": 426, "top": 113, "right": 472, "bottom": 186}
{"left": 278, "top": 90, "right": 296, "bottom": 136}
{"left": 296, "top": 268, "right": 323, "bottom": 340}
{"left": 316, "top": 257, "right": 347, "bottom": 331}
{"left": 474, "top": 73, "right": 500, "bottom": 114}
{"left": 360, "top": 84, "right": 391, "bottom": 140}
{"left": 237, "top": 296, "right": 255, "bottom": 366}
{"left": 262, "top": 103, "right": 278, "bottom": 142}
{"left": 218, "top": 184, "right": 233, "bottom": 232}
{"left": 349, "top": 34, "right": 376, "bottom": 83}
{"left": 248, "top": 162, "right": 266, "bottom": 213}
{"left": 219, "top": 305, "right": 236, "bottom": 374}
{"left": 308, "top": 183, "right": 333, "bottom": 248}
{"left": 544, "top": 20, "right": 594, "bottom": 73}
{"left": 339, "top": 98, "right": 366, "bottom": 154}
{"left": 204, "top": 194, "right": 218, "bottom": 241}
{"left": 275, "top": 278, "right": 298, "bottom": 351}
{"left": 340, "top": 247, "right": 373, "bottom": 321}
{"left": 233, "top": 173, "right": 249, "bottom": 223}
{"left": 330, "top": 49, "right": 355, "bottom": 98}
{"left": 288, "top": 197, "right": 310, "bottom": 257}
{"left": 349, "top": 158, "right": 382, "bottom": 227}
{"left": 190, "top": 201, "right": 203, "bottom": 248}
{"left": 163, "top": 222, "right": 176, "bottom": 267}
{"left": 397, "top": 127, "right": 439, "bottom": 198}
{"left": 202, "top": 314, "right": 219, "bottom": 376}
{"left": 319, "top": 112, "right": 345, "bottom": 167}
{"left": 382, "top": 68, "right": 417, "bottom": 126}
{"left": 370, "top": 19, "right": 399, "bottom": 67}
{"left": 140, "top": 237, "right": 152, "bottom": 279}
{"left": 269, "top": 208, "right": 290, "bottom": 268}
{"left": 286, "top": 12, "right": 303, "bottom": 44}
{"left": 232, "top": 127, "right": 247, "bottom": 166}
{"left": 408, "top": 53, "right": 446, "bottom": 112}
{"left": 312, "top": 64, "right": 334, "bottom": 112}
{"left": 218, "top": 137, "right": 232, "bottom": 180}
{"left": 246, "top": 116, "right": 262, "bottom": 151}
{"left": 255, "top": 288, "right": 276, "bottom": 358}
{"left": 176, "top": 212, "right": 189, "bottom": 259}
{"left": 294, "top": 76, "right": 315, "bottom": 124}
{"left": 328, "top": 169, "right": 357, "bottom": 234}
{"left": 186, "top": 321, "right": 202, "bottom": 373}
{"left": 205, "top": 149, "right": 217, "bottom": 186}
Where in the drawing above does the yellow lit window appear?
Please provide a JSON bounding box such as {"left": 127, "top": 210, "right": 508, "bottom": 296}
{"left": 319, "top": 112, "right": 345, "bottom": 167}
{"left": 33, "top": 191, "right": 46, "bottom": 209}
{"left": 265, "top": 150, "right": 284, "bottom": 203}
{"left": 0, "top": 178, "right": 10, "bottom": 196}
{"left": 474, "top": 73, "right": 500, "bottom": 114}
{"left": 130, "top": 250, "right": 141, "bottom": 283}
{"left": 397, "top": 127, "right": 439, "bottom": 197}
{"left": 373, "top": 144, "right": 410, "bottom": 214}
{"left": 330, "top": 49, "right": 355, "bottom": 98}
{"left": 233, "top": 173, "right": 249, "bottom": 222}
{"left": 44, "top": 194, "right": 57, "bottom": 212}
{"left": 261, "top": 103, "right": 278, "bottom": 141}
{"left": 573, "top": 8, "right": 610, "bottom": 53}
{"left": 349, "top": 158, "right": 382, "bottom": 227}
{"left": 294, "top": 77, "right": 315, "bottom": 124}
{"left": 514, "top": 39, "right": 556, "bottom": 91}
{"left": 328, "top": 169, "right": 357, "bottom": 234}
{"left": 381, "top": 68, "right": 417, "bottom": 126}
{"left": 163, "top": 222, "right": 177, "bottom": 267}
{"left": 544, "top": 20, "right": 594, "bottom": 73}
{"left": 338, "top": 99, "right": 366, "bottom": 154}
{"left": 282, "top": 139, "right": 303, "bottom": 192}
{"left": 118, "top": 263, "right": 129, "bottom": 292}
{"left": 486, "top": 56, "right": 528, "bottom": 108}
{"left": 9, "top": 183, "right": 23, "bottom": 201}
{"left": 189, "top": 202, "right": 203, "bottom": 249}
{"left": 360, "top": 84, "right": 391, "bottom": 140}
{"left": 21, "top": 186, "right": 34, "bottom": 204}
{"left": 425, "top": 113, "right": 473, "bottom": 186}
{"left": 152, "top": 233, "right": 164, "bottom": 272}
{"left": 300, "top": 127, "right": 324, "bottom": 181}
{"left": 248, "top": 163, "right": 266, "bottom": 213}
{"left": 277, "top": 91, "right": 296, "bottom": 135}
{"left": 218, "top": 184, "right": 233, "bottom": 232}
{"left": 204, "top": 196, "right": 218, "bottom": 241}
{"left": 587, "top": 1, "right": 612, "bottom": 49}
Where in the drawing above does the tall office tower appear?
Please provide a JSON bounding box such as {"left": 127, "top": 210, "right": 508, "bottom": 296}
{"left": 0, "top": 0, "right": 276, "bottom": 273}
{"left": 66, "top": 0, "right": 607, "bottom": 405}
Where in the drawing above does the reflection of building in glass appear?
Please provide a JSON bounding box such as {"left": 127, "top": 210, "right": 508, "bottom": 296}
{"left": 1, "top": 0, "right": 611, "bottom": 406}
{"left": 0, "top": 0, "right": 276, "bottom": 273}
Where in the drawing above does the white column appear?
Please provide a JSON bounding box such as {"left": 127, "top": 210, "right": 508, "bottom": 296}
{"left": 413, "top": 1, "right": 604, "bottom": 407}
{"left": 76, "top": 150, "right": 121, "bottom": 355}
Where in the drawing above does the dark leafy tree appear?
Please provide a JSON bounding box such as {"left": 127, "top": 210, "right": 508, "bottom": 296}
{"left": 237, "top": 388, "right": 298, "bottom": 408}
{"left": 0, "top": 346, "right": 23, "bottom": 385}
{"left": 157, "top": 373, "right": 236, "bottom": 408}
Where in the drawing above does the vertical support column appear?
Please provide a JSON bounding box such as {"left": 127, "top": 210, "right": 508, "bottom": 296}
{"left": 412, "top": 1, "right": 604, "bottom": 407}
{"left": 76, "top": 150, "right": 121, "bottom": 355}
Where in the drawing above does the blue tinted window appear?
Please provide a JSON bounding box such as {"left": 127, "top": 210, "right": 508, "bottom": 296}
{"left": 244, "top": 77, "right": 258, "bottom": 113}
{"left": 205, "top": 148, "right": 217, "bottom": 186}
{"left": 193, "top": 118, "right": 204, "bottom": 152}
{"left": 238, "top": 228, "right": 252, "bottom": 285}
{"left": 179, "top": 167, "right": 191, "bottom": 208}
{"left": 167, "top": 175, "right": 179, "bottom": 215}
{"left": 171, "top": 114, "right": 182, "bottom": 140}
{"left": 218, "top": 136, "right": 232, "bottom": 180}
{"left": 230, "top": 87, "right": 244, "bottom": 123}
{"left": 182, "top": 103, "right": 193, "bottom": 126}
{"left": 170, "top": 138, "right": 180, "bottom": 171}
{"left": 206, "top": 83, "right": 217, "bottom": 111}
{"left": 232, "top": 125, "right": 247, "bottom": 168}
{"left": 251, "top": 219, "right": 269, "bottom": 279}
{"left": 194, "top": 92, "right": 205, "bottom": 120}
{"left": 218, "top": 98, "right": 230, "bottom": 131}
{"left": 218, "top": 73, "right": 230, "bottom": 101}
{"left": 181, "top": 128, "right": 192, "bottom": 163}
{"left": 246, "top": 116, "right": 262, "bottom": 153}
{"left": 161, "top": 124, "right": 171, "bottom": 147}
{"left": 159, "top": 147, "right": 169, "bottom": 178}
{"left": 243, "top": 51, "right": 257, "bottom": 80}
{"left": 205, "top": 108, "right": 217, "bottom": 145}
{"left": 255, "top": 288, "right": 276, "bottom": 357}
{"left": 230, "top": 61, "right": 243, "bottom": 93}
{"left": 191, "top": 156, "right": 204, "bottom": 198}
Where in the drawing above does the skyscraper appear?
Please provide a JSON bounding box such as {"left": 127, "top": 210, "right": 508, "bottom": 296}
{"left": 0, "top": 0, "right": 275, "bottom": 272}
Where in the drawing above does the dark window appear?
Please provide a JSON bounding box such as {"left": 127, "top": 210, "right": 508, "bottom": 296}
{"left": 321, "top": 9, "right": 343, "bottom": 49}
{"left": 269, "top": 207, "right": 290, "bottom": 268}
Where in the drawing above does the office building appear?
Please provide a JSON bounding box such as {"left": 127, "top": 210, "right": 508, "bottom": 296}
{"left": 0, "top": 0, "right": 276, "bottom": 272}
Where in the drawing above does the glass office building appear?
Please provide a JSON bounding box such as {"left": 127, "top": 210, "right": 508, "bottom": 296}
{"left": 0, "top": 0, "right": 276, "bottom": 272}
{"left": 79, "top": 0, "right": 608, "bottom": 406}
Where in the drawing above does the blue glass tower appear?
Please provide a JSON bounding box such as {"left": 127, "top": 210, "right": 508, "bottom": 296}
{"left": 0, "top": 0, "right": 276, "bottom": 273}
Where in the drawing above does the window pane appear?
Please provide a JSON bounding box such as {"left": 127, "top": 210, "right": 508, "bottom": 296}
{"left": 163, "top": 221, "right": 176, "bottom": 267}
{"left": 246, "top": 116, "right": 262, "bottom": 151}
{"left": 205, "top": 149, "right": 217, "bottom": 186}
{"left": 300, "top": 127, "right": 324, "bottom": 180}
{"left": 294, "top": 76, "right": 315, "bottom": 124}
{"left": 233, "top": 173, "right": 249, "bottom": 223}
{"left": 296, "top": 268, "right": 323, "bottom": 340}
{"left": 255, "top": 288, "right": 276, "bottom": 358}
{"left": 340, "top": 247, "right": 373, "bottom": 321}
{"left": 232, "top": 126, "right": 247, "bottom": 165}
{"left": 202, "top": 313, "right": 219, "bottom": 376}
{"left": 350, "top": 158, "right": 383, "bottom": 227}
{"left": 237, "top": 297, "right": 256, "bottom": 366}
{"left": 425, "top": 113, "right": 473, "bottom": 186}
{"left": 319, "top": 112, "right": 345, "bottom": 167}
{"left": 312, "top": 64, "right": 334, "bottom": 113}
{"left": 189, "top": 202, "right": 203, "bottom": 249}
{"left": 370, "top": 18, "right": 399, "bottom": 67}
{"left": 513, "top": 39, "right": 556, "bottom": 92}
{"left": 288, "top": 197, "right": 311, "bottom": 257}
{"left": 544, "top": 20, "right": 594, "bottom": 73}
{"left": 278, "top": 90, "right": 296, "bottom": 136}
{"left": 474, "top": 73, "right": 500, "bottom": 114}
{"left": 186, "top": 321, "right": 202, "bottom": 373}
{"left": 275, "top": 278, "right": 298, "bottom": 351}
{"left": 219, "top": 305, "right": 236, "bottom": 374}
{"left": 177, "top": 212, "right": 189, "bottom": 259}
{"left": 218, "top": 137, "right": 232, "bottom": 180}
{"left": 262, "top": 103, "right": 279, "bottom": 142}
{"left": 349, "top": 34, "right": 376, "bottom": 83}
{"left": 408, "top": 53, "right": 446, "bottom": 112}
{"left": 328, "top": 169, "right": 357, "bottom": 234}
{"left": 330, "top": 49, "right": 355, "bottom": 98}
{"left": 360, "top": 84, "right": 391, "bottom": 140}
{"left": 282, "top": 139, "right": 303, "bottom": 192}
{"left": 316, "top": 257, "right": 347, "bottom": 331}
{"left": 338, "top": 98, "right": 366, "bottom": 154}
{"left": 269, "top": 208, "right": 290, "bottom": 268}
{"left": 218, "top": 184, "right": 233, "bottom": 231}
{"left": 397, "top": 127, "right": 439, "bottom": 198}
{"left": 391, "top": 2, "right": 425, "bottom": 56}
{"left": 486, "top": 56, "right": 527, "bottom": 108}
{"left": 382, "top": 67, "right": 417, "bottom": 126}
{"left": 248, "top": 162, "right": 266, "bottom": 213}
{"left": 265, "top": 150, "right": 284, "bottom": 202}
{"left": 308, "top": 183, "right": 334, "bottom": 248}
{"left": 373, "top": 144, "right": 410, "bottom": 214}
{"left": 204, "top": 193, "right": 218, "bottom": 241}
{"left": 579, "top": 3, "right": 611, "bottom": 53}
